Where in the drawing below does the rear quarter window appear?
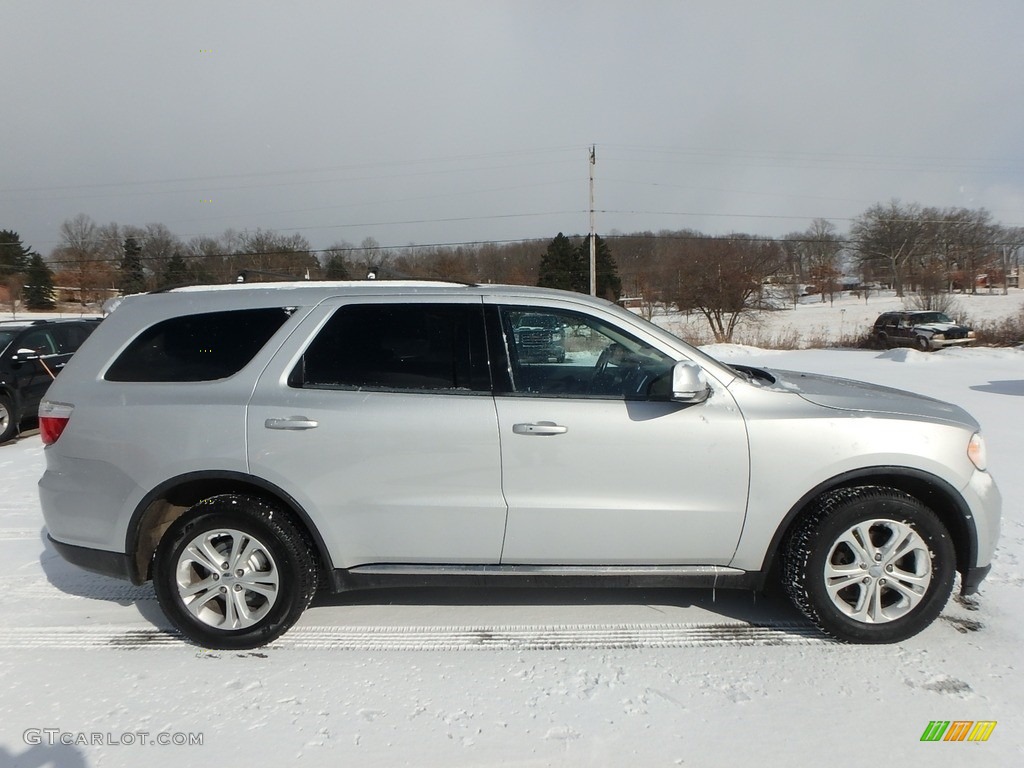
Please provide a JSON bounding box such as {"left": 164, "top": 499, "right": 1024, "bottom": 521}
{"left": 105, "top": 308, "right": 291, "bottom": 382}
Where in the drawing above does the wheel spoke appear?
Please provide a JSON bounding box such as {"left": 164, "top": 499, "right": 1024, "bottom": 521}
{"left": 835, "top": 527, "right": 872, "bottom": 564}
{"left": 846, "top": 580, "right": 873, "bottom": 621}
{"left": 222, "top": 586, "right": 238, "bottom": 627}
{"left": 233, "top": 537, "right": 262, "bottom": 573}
{"left": 825, "top": 570, "right": 864, "bottom": 595}
{"left": 867, "top": 579, "right": 886, "bottom": 622}
{"left": 184, "top": 587, "right": 221, "bottom": 619}
{"left": 229, "top": 589, "right": 254, "bottom": 625}
{"left": 179, "top": 575, "right": 219, "bottom": 598}
{"left": 890, "top": 564, "right": 930, "bottom": 587}
{"left": 884, "top": 577, "right": 926, "bottom": 606}
{"left": 882, "top": 526, "right": 919, "bottom": 563}
{"left": 226, "top": 533, "right": 247, "bottom": 572}
{"left": 239, "top": 578, "right": 278, "bottom": 599}
{"left": 183, "top": 540, "right": 222, "bottom": 575}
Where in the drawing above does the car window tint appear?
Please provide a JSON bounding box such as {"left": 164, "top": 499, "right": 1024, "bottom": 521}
{"left": 105, "top": 308, "right": 290, "bottom": 382}
{"left": 49, "top": 324, "right": 94, "bottom": 353}
{"left": 292, "top": 303, "right": 489, "bottom": 393}
{"left": 19, "top": 329, "right": 58, "bottom": 355}
{"left": 499, "top": 307, "right": 674, "bottom": 399}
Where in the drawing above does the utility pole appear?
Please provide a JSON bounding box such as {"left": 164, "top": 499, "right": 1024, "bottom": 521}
{"left": 589, "top": 144, "right": 597, "bottom": 296}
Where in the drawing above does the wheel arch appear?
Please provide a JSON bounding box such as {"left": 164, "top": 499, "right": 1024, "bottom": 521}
{"left": 0, "top": 385, "right": 23, "bottom": 442}
{"left": 0, "top": 382, "right": 21, "bottom": 412}
{"left": 125, "top": 470, "right": 334, "bottom": 586}
{"left": 761, "top": 466, "right": 977, "bottom": 584}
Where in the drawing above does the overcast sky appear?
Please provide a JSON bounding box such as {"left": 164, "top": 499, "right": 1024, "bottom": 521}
{"left": 3, "top": 1, "right": 1023, "bottom": 256}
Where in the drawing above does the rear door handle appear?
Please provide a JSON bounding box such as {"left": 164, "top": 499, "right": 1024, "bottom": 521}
{"left": 265, "top": 417, "right": 319, "bottom": 431}
{"left": 512, "top": 421, "right": 568, "bottom": 436}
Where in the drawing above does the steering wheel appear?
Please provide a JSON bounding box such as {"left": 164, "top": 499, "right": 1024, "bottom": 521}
{"left": 594, "top": 343, "right": 618, "bottom": 377}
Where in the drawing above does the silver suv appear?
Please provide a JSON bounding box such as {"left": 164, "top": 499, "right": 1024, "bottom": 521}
{"left": 39, "top": 282, "right": 1001, "bottom": 648}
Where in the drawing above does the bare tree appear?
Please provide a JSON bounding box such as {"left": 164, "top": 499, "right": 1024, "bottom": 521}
{"left": 850, "top": 201, "right": 925, "bottom": 297}
{"left": 803, "top": 219, "right": 843, "bottom": 305}
{"left": 997, "top": 226, "right": 1024, "bottom": 294}
{"left": 233, "top": 229, "right": 317, "bottom": 280}
{"left": 3, "top": 274, "right": 24, "bottom": 316}
{"left": 52, "top": 214, "right": 114, "bottom": 305}
{"left": 671, "top": 235, "right": 783, "bottom": 342}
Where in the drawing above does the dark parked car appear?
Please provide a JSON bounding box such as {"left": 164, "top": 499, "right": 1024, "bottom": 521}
{"left": 512, "top": 312, "right": 566, "bottom": 362}
{"left": 0, "top": 318, "right": 101, "bottom": 443}
{"left": 871, "top": 311, "right": 975, "bottom": 351}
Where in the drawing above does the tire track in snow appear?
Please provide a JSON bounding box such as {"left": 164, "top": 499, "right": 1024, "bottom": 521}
{"left": 0, "top": 529, "right": 42, "bottom": 541}
{"left": 3, "top": 575, "right": 156, "bottom": 601}
{"left": 0, "top": 622, "right": 828, "bottom": 651}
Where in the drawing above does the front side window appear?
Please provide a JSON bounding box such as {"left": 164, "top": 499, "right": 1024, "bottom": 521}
{"left": 292, "top": 303, "right": 489, "bottom": 393}
{"left": 18, "top": 329, "right": 58, "bottom": 356}
{"left": 499, "top": 307, "right": 675, "bottom": 399}
{"left": 106, "top": 308, "right": 291, "bottom": 382}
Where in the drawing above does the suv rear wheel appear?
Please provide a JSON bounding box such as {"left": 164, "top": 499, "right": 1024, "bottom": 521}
{"left": 783, "top": 487, "right": 955, "bottom": 643}
{"left": 153, "top": 494, "right": 318, "bottom": 649}
{"left": 0, "top": 395, "right": 16, "bottom": 443}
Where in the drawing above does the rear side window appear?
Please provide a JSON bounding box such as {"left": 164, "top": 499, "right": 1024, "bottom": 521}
{"left": 106, "top": 308, "right": 290, "bottom": 382}
{"left": 291, "top": 303, "right": 489, "bottom": 393}
{"left": 50, "top": 323, "right": 97, "bottom": 353}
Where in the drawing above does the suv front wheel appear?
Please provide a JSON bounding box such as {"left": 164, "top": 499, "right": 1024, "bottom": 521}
{"left": 783, "top": 487, "right": 955, "bottom": 643}
{"left": 153, "top": 495, "right": 318, "bottom": 649}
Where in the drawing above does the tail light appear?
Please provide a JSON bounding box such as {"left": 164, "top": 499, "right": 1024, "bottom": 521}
{"left": 39, "top": 401, "right": 74, "bottom": 445}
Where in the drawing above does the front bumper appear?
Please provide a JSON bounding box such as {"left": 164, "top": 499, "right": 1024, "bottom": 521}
{"left": 931, "top": 337, "right": 975, "bottom": 348}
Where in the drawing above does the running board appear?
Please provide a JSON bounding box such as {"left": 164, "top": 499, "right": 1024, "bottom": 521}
{"left": 329, "top": 564, "right": 763, "bottom": 593}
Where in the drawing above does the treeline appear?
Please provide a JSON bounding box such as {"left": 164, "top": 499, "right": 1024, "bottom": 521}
{"left": 3, "top": 201, "right": 1022, "bottom": 330}
{"left": 34, "top": 214, "right": 549, "bottom": 303}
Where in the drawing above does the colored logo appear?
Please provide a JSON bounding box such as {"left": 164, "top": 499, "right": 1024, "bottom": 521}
{"left": 920, "top": 721, "right": 996, "bottom": 742}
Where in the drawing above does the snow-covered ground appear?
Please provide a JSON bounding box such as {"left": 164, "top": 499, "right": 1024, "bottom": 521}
{"left": 659, "top": 287, "right": 1024, "bottom": 347}
{"left": 1, "top": 300, "right": 1022, "bottom": 766}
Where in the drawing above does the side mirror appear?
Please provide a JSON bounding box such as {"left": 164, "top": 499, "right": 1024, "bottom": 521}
{"left": 671, "top": 361, "right": 711, "bottom": 404}
{"left": 10, "top": 348, "right": 41, "bottom": 365}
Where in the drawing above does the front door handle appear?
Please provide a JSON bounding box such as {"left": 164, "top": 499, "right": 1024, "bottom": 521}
{"left": 265, "top": 417, "right": 319, "bottom": 431}
{"left": 512, "top": 421, "right": 568, "bottom": 436}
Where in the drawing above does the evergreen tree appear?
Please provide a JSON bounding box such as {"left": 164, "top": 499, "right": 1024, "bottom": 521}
{"left": 161, "top": 251, "right": 188, "bottom": 288}
{"left": 324, "top": 254, "right": 350, "bottom": 280}
{"left": 537, "top": 233, "right": 586, "bottom": 293}
{"left": 581, "top": 234, "right": 622, "bottom": 301}
{"left": 120, "top": 236, "right": 147, "bottom": 295}
{"left": 23, "top": 253, "right": 56, "bottom": 309}
{"left": 0, "top": 230, "right": 32, "bottom": 277}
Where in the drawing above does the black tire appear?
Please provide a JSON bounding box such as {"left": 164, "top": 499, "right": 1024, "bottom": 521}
{"left": 153, "top": 494, "right": 318, "bottom": 649}
{"left": 874, "top": 332, "right": 888, "bottom": 350}
{"left": 783, "top": 487, "right": 955, "bottom": 644}
{"left": 0, "top": 395, "right": 17, "bottom": 444}
{"left": 915, "top": 335, "right": 931, "bottom": 352}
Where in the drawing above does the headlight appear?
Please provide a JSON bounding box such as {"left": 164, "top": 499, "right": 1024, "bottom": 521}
{"left": 968, "top": 433, "right": 987, "bottom": 471}
{"left": 932, "top": 333, "right": 945, "bottom": 340}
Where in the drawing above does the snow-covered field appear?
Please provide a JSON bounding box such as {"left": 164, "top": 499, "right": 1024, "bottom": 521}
{"left": 1, "top": 298, "right": 1022, "bottom": 767}
{"left": 662, "top": 287, "right": 1024, "bottom": 347}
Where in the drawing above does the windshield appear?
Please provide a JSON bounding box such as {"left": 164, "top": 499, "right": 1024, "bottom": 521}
{"left": 594, "top": 299, "right": 739, "bottom": 384}
{"left": 0, "top": 330, "right": 19, "bottom": 355}
{"left": 912, "top": 313, "right": 953, "bottom": 324}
